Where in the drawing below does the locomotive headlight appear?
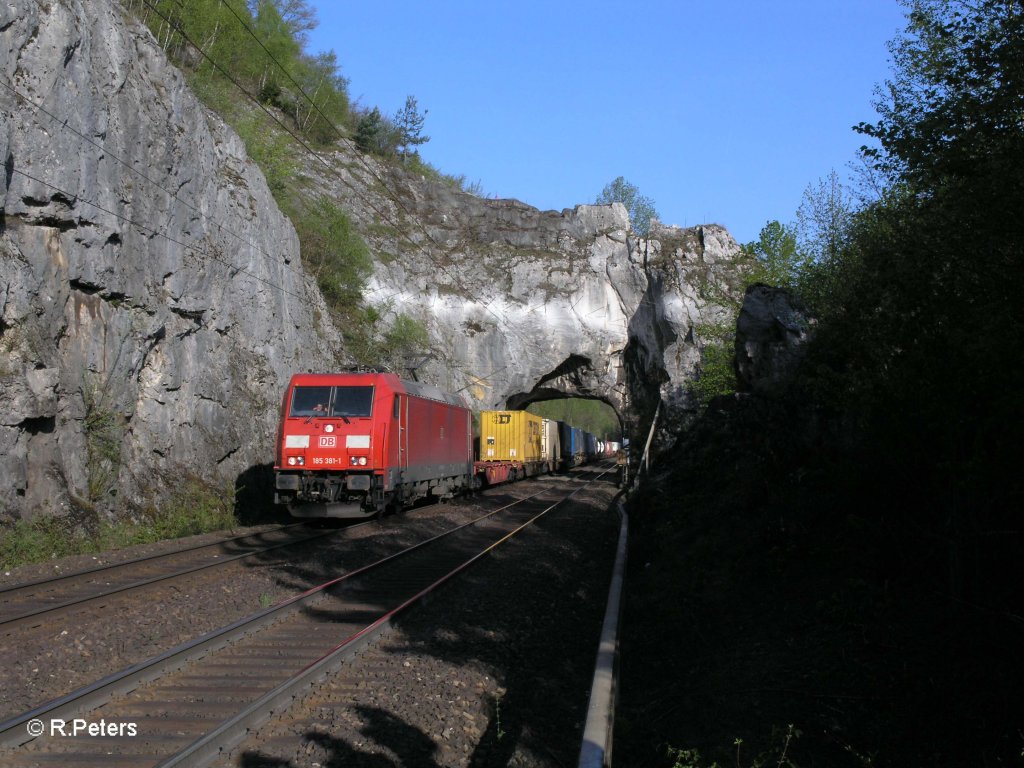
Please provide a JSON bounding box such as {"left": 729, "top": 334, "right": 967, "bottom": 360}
{"left": 358, "top": 456, "right": 367, "bottom": 466}
{"left": 350, "top": 456, "right": 359, "bottom": 466}
{"left": 287, "top": 457, "right": 296, "bottom": 466}
{"left": 324, "top": 424, "right": 334, "bottom": 433}
{"left": 297, "top": 456, "right": 305, "bottom": 466}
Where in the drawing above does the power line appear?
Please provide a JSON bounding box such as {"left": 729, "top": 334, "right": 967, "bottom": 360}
{"left": 133, "top": 1, "right": 496, "bottom": 362}
{"left": 214, "top": 0, "right": 459, "bottom": 261}
{"left": 10, "top": 166, "right": 311, "bottom": 305}
{"left": 140, "top": 0, "right": 477, "bottom": 303}
{"left": 0, "top": 79, "right": 320, "bottom": 292}
{"left": 2, "top": 23, "right": 498, "bottom": 383}
{"left": 201, "top": 0, "right": 527, "bottom": 341}
{"left": 129, "top": 2, "right": 542, "bottom": 372}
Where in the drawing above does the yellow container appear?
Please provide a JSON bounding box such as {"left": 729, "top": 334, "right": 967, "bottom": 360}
{"left": 479, "top": 410, "right": 543, "bottom": 462}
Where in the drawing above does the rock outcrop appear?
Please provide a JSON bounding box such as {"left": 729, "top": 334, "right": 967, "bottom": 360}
{"left": 300, "top": 145, "right": 751, "bottom": 443}
{"left": 0, "top": 0, "right": 752, "bottom": 521}
{"left": 0, "top": 0, "right": 339, "bottom": 518}
{"left": 735, "top": 284, "right": 813, "bottom": 397}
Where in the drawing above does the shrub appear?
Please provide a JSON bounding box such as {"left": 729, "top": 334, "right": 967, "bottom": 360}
{"left": 290, "top": 195, "right": 372, "bottom": 309}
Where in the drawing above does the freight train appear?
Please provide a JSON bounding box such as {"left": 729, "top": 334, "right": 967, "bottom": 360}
{"left": 273, "top": 372, "right": 611, "bottom": 519}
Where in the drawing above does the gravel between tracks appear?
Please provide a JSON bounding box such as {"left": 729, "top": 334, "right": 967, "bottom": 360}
{"left": 216, "top": 476, "right": 621, "bottom": 768}
{"left": 0, "top": 475, "right": 618, "bottom": 768}
{"left": 0, "top": 479, "right": 582, "bottom": 722}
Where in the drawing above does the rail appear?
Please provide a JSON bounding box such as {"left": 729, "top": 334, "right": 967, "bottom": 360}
{"left": 0, "top": 524, "right": 347, "bottom": 633}
{"left": 0, "top": 469, "right": 611, "bottom": 766}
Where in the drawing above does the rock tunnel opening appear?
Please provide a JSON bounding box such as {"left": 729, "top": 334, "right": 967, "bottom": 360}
{"left": 504, "top": 391, "right": 624, "bottom": 445}
{"left": 498, "top": 352, "right": 630, "bottom": 448}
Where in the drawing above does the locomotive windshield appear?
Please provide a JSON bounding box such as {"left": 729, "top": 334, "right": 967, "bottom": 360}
{"left": 331, "top": 386, "right": 374, "bottom": 417}
{"left": 289, "top": 386, "right": 374, "bottom": 418}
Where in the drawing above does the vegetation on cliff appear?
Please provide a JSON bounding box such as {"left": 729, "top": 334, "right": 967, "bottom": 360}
{"left": 618, "top": 1, "right": 1024, "bottom": 764}
{"left": 128, "top": 0, "right": 442, "bottom": 369}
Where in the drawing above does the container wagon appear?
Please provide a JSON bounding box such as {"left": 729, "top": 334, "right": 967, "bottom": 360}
{"left": 540, "top": 418, "right": 560, "bottom": 474}
{"left": 558, "top": 421, "right": 585, "bottom": 469}
{"left": 477, "top": 409, "right": 551, "bottom": 482}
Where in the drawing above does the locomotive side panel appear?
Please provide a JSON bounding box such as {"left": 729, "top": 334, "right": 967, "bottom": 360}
{"left": 403, "top": 391, "right": 473, "bottom": 487}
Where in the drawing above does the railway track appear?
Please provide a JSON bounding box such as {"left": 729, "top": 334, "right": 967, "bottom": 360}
{"left": 0, "top": 464, "right": 613, "bottom": 767}
{"left": 0, "top": 524, "right": 353, "bottom": 634}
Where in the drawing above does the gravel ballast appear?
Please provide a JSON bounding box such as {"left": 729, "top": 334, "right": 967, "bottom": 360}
{"left": 218, "top": 476, "right": 621, "bottom": 767}
{"left": 0, "top": 478, "right": 577, "bottom": 721}
{"left": 1, "top": 471, "right": 621, "bottom": 768}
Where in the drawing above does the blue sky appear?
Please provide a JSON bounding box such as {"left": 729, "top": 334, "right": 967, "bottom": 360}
{"left": 305, "top": 1, "right": 907, "bottom": 246}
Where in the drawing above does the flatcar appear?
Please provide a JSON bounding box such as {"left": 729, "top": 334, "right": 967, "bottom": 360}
{"left": 274, "top": 372, "right": 474, "bottom": 518}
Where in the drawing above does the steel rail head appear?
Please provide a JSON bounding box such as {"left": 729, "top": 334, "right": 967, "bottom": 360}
{"left": 154, "top": 466, "right": 613, "bottom": 768}
{"left": 0, "top": 524, "right": 309, "bottom": 597}
{"left": 0, "top": 466, "right": 613, "bottom": 758}
{"left": 0, "top": 478, "right": 572, "bottom": 750}
{"left": 0, "top": 527, "right": 345, "bottom": 633}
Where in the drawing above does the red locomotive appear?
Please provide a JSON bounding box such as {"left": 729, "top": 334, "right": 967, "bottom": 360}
{"left": 274, "top": 372, "right": 475, "bottom": 518}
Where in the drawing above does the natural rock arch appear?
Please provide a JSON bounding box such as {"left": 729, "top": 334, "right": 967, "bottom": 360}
{"left": 339, "top": 187, "right": 751, "bottom": 453}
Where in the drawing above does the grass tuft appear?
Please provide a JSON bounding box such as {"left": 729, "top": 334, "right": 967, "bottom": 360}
{"left": 0, "top": 475, "right": 238, "bottom": 571}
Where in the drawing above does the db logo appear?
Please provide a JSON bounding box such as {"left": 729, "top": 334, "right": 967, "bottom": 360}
{"left": 318, "top": 436, "right": 336, "bottom": 448}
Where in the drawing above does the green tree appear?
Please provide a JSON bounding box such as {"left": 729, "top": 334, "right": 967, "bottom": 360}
{"left": 292, "top": 50, "right": 350, "bottom": 142}
{"left": 354, "top": 107, "right": 399, "bottom": 155}
{"left": 743, "top": 220, "right": 806, "bottom": 290}
{"left": 526, "top": 399, "right": 620, "bottom": 441}
{"left": 596, "top": 176, "right": 660, "bottom": 237}
{"left": 394, "top": 95, "right": 430, "bottom": 162}
{"left": 382, "top": 314, "right": 430, "bottom": 371}
{"left": 857, "top": 0, "right": 1024, "bottom": 194}
{"left": 795, "top": 170, "right": 854, "bottom": 265}
{"left": 805, "top": 0, "right": 1024, "bottom": 608}
{"left": 249, "top": 0, "right": 318, "bottom": 43}
{"left": 290, "top": 196, "right": 371, "bottom": 309}
{"left": 251, "top": 0, "right": 301, "bottom": 100}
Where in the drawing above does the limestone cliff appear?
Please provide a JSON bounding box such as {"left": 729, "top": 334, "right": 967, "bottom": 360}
{"left": 300, "top": 143, "right": 750, "bottom": 443}
{"left": 0, "top": 0, "right": 340, "bottom": 518}
{"left": 0, "top": 0, "right": 751, "bottom": 522}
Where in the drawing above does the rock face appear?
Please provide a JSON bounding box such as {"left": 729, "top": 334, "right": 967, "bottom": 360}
{"left": 0, "top": 0, "right": 752, "bottom": 522}
{"left": 0, "top": 0, "right": 339, "bottom": 519}
{"left": 734, "top": 284, "right": 813, "bottom": 397}
{"left": 300, "top": 145, "right": 751, "bottom": 445}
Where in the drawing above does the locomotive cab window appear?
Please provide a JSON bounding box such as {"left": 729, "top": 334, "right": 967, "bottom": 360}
{"left": 288, "top": 385, "right": 374, "bottom": 418}
{"left": 331, "top": 386, "right": 374, "bottom": 417}
{"left": 289, "top": 386, "right": 332, "bottom": 417}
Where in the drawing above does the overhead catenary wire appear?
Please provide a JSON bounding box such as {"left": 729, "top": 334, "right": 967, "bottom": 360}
{"left": 187, "top": 0, "right": 543, "bottom": 357}
{"left": 136, "top": 0, "right": 547, "bottom": 374}
{"left": 0, "top": 79, "right": 319, "bottom": 291}
{"left": 9, "top": 166, "right": 313, "bottom": 306}
{"left": 140, "top": 0, "right": 482, "bottom": 307}
{"left": 16, "top": 1, "right": 583, "bottom": 387}
{"left": 212, "top": 0, "right": 449, "bottom": 251}
{"left": 216, "top": 0, "right": 583, "bottom": 356}
{"left": 0, "top": 5, "right": 455, "bottom": 367}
